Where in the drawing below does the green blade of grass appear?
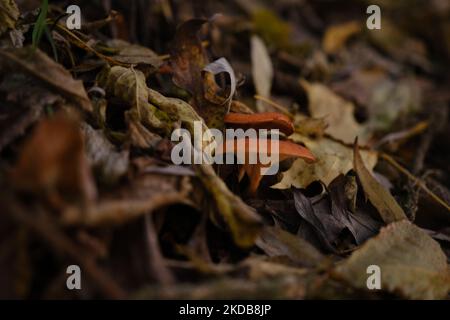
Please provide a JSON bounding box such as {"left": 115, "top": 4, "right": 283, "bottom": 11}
{"left": 32, "top": 0, "right": 49, "bottom": 49}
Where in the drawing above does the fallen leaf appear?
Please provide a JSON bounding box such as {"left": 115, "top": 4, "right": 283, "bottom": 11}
{"left": 109, "top": 41, "right": 163, "bottom": 71}
{"left": 0, "top": 76, "right": 60, "bottom": 151}
{"left": 301, "top": 80, "right": 370, "bottom": 144}
{"left": 170, "top": 19, "right": 231, "bottom": 128}
{"left": 323, "top": 21, "right": 361, "bottom": 54}
{"left": 203, "top": 57, "right": 236, "bottom": 113}
{"left": 293, "top": 114, "right": 328, "bottom": 138}
{"left": 170, "top": 19, "right": 209, "bottom": 95}
{"left": 10, "top": 113, "right": 97, "bottom": 206}
{"left": 334, "top": 220, "right": 450, "bottom": 299}
{"left": 328, "top": 175, "right": 382, "bottom": 244}
{"left": 194, "top": 162, "right": 262, "bottom": 248}
{"left": 97, "top": 65, "right": 171, "bottom": 134}
{"left": 256, "top": 226, "right": 324, "bottom": 267}
{"left": 0, "top": 47, "right": 92, "bottom": 112}
{"left": 273, "top": 134, "right": 377, "bottom": 189}
{"left": 0, "top": 0, "right": 19, "bottom": 35}
{"left": 293, "top": 190, "right": 343, "bottom": 252}
{"left": 81, "top": 123, "right": 129, "bottom": 186}
{"left": 251, "top": 35, "right": 273, "bottom": 112}
{"left": 353, "top": 141, "right": 407, "bottom": 223}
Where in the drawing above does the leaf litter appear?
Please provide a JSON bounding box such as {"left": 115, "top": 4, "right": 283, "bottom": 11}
{"left": 0, "top": 0, "right": 449, "bottom": 300}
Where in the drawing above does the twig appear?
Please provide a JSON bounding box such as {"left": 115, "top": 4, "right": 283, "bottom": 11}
{"left": 62, "top": 193, "right": 192, "bottom": 226}
{"left": 381, "top": 153, "right": 450, "bottom": 214}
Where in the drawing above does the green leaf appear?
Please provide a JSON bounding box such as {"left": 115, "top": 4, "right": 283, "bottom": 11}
{"left": 32, "top": 0, "right": 48, "bottom": 49}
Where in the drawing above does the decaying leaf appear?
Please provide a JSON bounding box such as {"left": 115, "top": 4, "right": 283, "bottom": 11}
{"left": 354, "top": 141, "right": 407, "bottom": 223}
{"left": 0, "top": 48, "right": 92, "bottom": 112}
{"left": 108, "top": 40, "right": 163, "bottom": 71}
{"left": 293, "top": 115, "right": 328, "bottom": 138}
{"left": 97, "top": 66, "right": 171, "bottom": 134}
{"left": 322, "top": 21, "right": 361, "bottom": 54}
{"left": 0, "top": 77, "right": 60, "bottom": 151}
{"left": 251, "top": 35, "right": 273, "bottom": 112}
{"left": 81, "top": 123, "right": 129, "bottom": 185}
{"left": 203, "top": 57, "right": 236, "bottom": 112}
{"left": 293, "top": 190, "right": 343, "bottom": 252}
{"left": 301, "top": 80, "right": 370, "bottom": 144}
{"left": 273, "top": 134, "right": 377, "bottom": 189}
{"left": 328, "top": 175, "right": 382, "bottom": 245}
{"left": 194, "top": 163, "right": 262, "bottom": 248}
{"left": 256, "top": 226, "right": 324, "bottom": 267}
{"left": 10, "top": 113, "right": 97, "bottom": 206}
{"left": 334, "top": 220, "right": 450, "bottom": 299}
{"left": 170, "top": 19, "right": 232, "bottom": 129}
{"left": 0, "top": 0, "right": 19, "bottom": 35}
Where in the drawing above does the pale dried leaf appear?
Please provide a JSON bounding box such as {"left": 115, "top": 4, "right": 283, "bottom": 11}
{"left": 334, "top": 220, "right": 450, "bottom": 299}
{"left": 273, "top": 134, "right": 377, "bottom": 189}
{"left": 251, "top": 35, "right": 273, "bottom": 112}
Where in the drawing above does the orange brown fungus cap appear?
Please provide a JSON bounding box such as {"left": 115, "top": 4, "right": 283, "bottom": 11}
{"left": 224, "top": 112, "right": 294, "bottom": 136}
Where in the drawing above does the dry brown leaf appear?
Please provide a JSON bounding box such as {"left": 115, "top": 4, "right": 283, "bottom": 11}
{"left": 322, "top": 21, "right": 362, "bottom": 54}
{"left": 170, "top": 19, "right": 233, "bottom": 129}
{"left": 354, "top": 141, "right": 407, "bottom": 223}
{"left": 334, "top": 220, "right": 450, "bottom": 299}
{"left": 256, "top": 226, "right": 324, "bottom": 267}
{"left": 301, "top": 80, "right": 370, "bottom": 144}
{"left": 97, "top": 65, "right": 171, "bottom": 134}
{"left": 0, "top": 48, "right": 92, "bottom": 112}
{"left": 0, "top": 0, "right": 19, "bottom": 35}
{"left": 10, "top": 113, "right": 97, "bottom": 206}
{"left": 273, "top": 134, "right": 377, "bottom": 189}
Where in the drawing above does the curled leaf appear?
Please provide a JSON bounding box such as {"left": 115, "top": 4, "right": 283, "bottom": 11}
{"left": 97, "top": 66, "right": 170, "bottom": 134}
{"left": 203, "top": 57, "right": 236, "bottom": 112}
